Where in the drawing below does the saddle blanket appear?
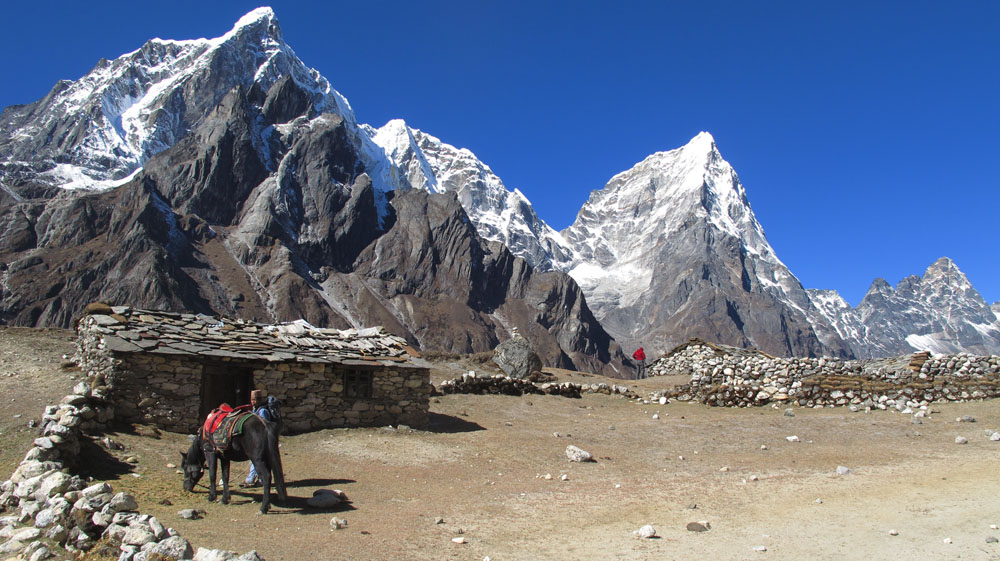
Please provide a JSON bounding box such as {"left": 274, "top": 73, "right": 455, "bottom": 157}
{"left": 201, "top": 404, "right": 254, "bottom": 451}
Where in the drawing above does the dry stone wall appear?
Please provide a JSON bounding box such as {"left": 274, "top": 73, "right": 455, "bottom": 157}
{"left": 436, "top": 371, "right": 639, "bottom": 400}
{"left": 648, "top": 339, "right": 1000, "bottom": 409}
{"left": 0, "top": 384, "right": 263, "bottom": 561}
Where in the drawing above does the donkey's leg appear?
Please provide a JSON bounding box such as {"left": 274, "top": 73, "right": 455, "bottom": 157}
{"left": 206, "top": 452, "right": 218, "bottom": 502}
{"left": 220, "top": 459, "right": 231, "bottom": 505}
{"left": 253, "top": 457, "right": 271, "bottom": 514}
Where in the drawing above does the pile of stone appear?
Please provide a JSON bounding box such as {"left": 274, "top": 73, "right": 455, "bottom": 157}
{"left": 647, "top": 338, "right": 1000, "bottom": 408}
{"left": 436, "top": 372, "right": 639, "bottom": 400}
{"left": 0, "top": 385, "right": 265, "bottom": 561}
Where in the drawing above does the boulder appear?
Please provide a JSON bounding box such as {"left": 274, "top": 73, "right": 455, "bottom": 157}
{"left": 493, "top": 335, "right": 543, "bottom": 379}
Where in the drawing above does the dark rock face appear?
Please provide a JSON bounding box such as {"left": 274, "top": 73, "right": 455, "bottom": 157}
{"left": 0, "top": 74, "right": 625, "bottom": 375}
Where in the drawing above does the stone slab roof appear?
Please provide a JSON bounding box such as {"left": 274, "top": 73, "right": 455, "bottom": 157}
{"left": 78, "top": 305, "right": 426, "bottom": 368}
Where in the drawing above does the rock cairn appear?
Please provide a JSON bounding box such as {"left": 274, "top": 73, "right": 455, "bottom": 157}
{"left": 436, "top": 371, "right": 639, "bottom": 400}
{"left": 0, "top": 384, "right": 265, "bottom": 561}
{"left": 647, "top": 338, "right": 1000, "bottom": 408}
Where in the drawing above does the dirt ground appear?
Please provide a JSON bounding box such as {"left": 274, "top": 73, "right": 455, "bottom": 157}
{"left": 2, "top": 327, "right": 1000, "bottom": 561}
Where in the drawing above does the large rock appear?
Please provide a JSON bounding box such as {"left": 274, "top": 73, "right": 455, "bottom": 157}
{"left": 143, "top": 536, "right": 193, "bottom": 560}
{"left": 493, "top": 335, "right": 542, "bottom": 379}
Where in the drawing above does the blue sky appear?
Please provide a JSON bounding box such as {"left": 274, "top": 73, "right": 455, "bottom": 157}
{"left": 3, "top": 1, "right": 997, "bottom": 306}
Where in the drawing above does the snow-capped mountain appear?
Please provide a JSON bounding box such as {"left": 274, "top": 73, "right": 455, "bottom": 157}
{"left": 809, "top": 258, "right": 1000, "bottom": 357}
{"left": 0, "top": 8, "right": 624, "bottom": 374}
{"left": 0, "top": 7, "right": 403, "bottom": 209}
{"left": 366, "top": 119, "right": 572, "bottom": 270}
{"left": 555, "top": 132, "right": 850, "bottom": 357}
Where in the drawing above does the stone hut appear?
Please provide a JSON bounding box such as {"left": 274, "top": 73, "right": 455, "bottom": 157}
{"left": 75, "top": 305, "right": 431, "bottom": 433}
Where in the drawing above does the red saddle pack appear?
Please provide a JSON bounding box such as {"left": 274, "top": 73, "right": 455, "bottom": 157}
{"left": 201, "top": 404, "right": 253, "bottom": 451}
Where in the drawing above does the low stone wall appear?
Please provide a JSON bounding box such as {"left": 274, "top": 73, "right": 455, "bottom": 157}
{"left": 436, "top": 372, "right": 640, "bottom": 399}
{"left": 0, "top": 384, "right": 263, "bottom": 561}
{"left": 647, "top": 339, "right": 1000, "bottom": 408}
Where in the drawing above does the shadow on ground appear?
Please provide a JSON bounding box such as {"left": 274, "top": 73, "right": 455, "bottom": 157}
{"left": 427, "top": 412, "right": 485, "bottom": 433}
{"left": 286, "top": 477, "right": 355, "bottom": 488}
{"left": 75, "top": 436, "right": 134, "bottom": 480}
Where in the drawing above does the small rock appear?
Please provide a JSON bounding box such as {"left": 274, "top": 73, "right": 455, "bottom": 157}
{"left": 888, "top": 529, "right": 899, "bottom": 536}
{"left": 635, "top": 525, "right": 657, "bottom": 539}
{"left": 177, "top": 509, "right": 202, "bottom": 520}
{"left": 955, "top": 436, "right": 969, "bottom": 445}
{"left": 786, "top": 435, "right": 800, "bottom": 442}
{"left": 986, "top": 536, "right": 998, "bottom": 544}
{"left": 752, "top": 545, "right": 767, "bottom": 552}
{"left": 652, "top": 414, "right": 659, "bottom": 420}
{"left": 784, "top": 409, "right": 795, "bottom": 417}
{"left": 943, "top": 537, "right": 952, "bottom": 544}
{"left": 452, "top": 537, "right": 467, "bottom": 544}
{"left": 434, "top": 517, "right": 445, "bottom": 525}
{"left": 749, "top": 474, "right": 759, "bottom": 481}
{"left": 836, "top": 466, "right": 852, "bottom": 475}
{"left": 330, "top": 518, "right": 348, "bottom": 530}
{"left": 686, "top": 522, "right": 709, "bottom": 532}
{"left": 991, "top": 432, "right": 1000, "bottom": 442}
{"left": 559, "top": 474, "right": 569, "bottom": 481}
{"left": 958, "top": 415, "right": 976, "bottom": 423}
{"left": 760, "top": 444, "right": 768, "bottom": 450}
{"left": 565, "top": 445, "right": 593, "bottom": 462}
{"left": 719, "top": 466, "right": 729, "bottom": 472}
{"left": 815, "top": 498, "right": 823, "bottom": 504}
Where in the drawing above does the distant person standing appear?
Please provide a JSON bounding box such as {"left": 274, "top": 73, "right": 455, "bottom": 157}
{"left": 632, "top": 347, "right": 647, "bottom": 379}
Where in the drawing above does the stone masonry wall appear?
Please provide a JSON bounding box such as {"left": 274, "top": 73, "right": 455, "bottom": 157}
{"left": 647, "top": 339, "right": 1000, "bottom": 409}
{"left": 78, "top": 344, "right": 430, "bottom": 433}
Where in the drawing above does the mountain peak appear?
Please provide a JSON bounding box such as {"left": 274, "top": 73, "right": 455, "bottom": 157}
{"left": 687, "top": 130, "right": 716, "bottom": 150}
{"left": 217, "top": 6, "right": 282, "bottom": 46}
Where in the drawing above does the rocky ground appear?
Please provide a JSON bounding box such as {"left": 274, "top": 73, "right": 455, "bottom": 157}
{"left": 2, "top": 328, "right": 1000, "bottom": 561}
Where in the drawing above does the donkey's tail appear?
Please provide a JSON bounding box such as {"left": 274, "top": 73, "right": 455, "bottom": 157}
{"left": 266, "top": 423, "right": 287, "bottom": 502}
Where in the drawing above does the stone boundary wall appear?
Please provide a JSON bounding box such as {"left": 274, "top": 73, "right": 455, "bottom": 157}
{"left": 78, "top": 327, "right": 431, "bottom": 433}
{"left": 436, "top": 372, "right": 640, "bottom": 400}
{"left": 647, "top": 340, "right": 1000, "bottom": 408}
{"left": 0, "top": 384, "right": 263, "bottom": 561}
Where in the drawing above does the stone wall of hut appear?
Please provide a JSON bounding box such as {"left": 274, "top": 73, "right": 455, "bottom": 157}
{"left": 77, "top": 336, "right": 430, "bottom": 433}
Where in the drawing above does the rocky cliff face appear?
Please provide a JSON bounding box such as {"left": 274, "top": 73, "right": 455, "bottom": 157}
{"left": 367, "top": 119, "right": 573, "bottom": 271}
{"left": 808, "top": 258, "right": 1000, "bottom": 357}
{"left": 0, "top": 15, "right": 624, "bottom": 375}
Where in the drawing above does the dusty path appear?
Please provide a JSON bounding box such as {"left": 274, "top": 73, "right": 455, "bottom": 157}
{"left": 2, "top": 328, "right": 1000, "bottom": 560}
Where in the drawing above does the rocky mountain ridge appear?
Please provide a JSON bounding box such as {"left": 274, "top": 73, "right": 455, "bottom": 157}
{"left": 807, "top": 257, "right": 1000, "bottom": 357}
{"left": 0, "top": 12, "right": 624, "bottom": 375}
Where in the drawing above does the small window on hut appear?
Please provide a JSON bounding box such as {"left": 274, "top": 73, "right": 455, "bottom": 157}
{"left": 343, "top": 369, "right": 373, "bottom": 399}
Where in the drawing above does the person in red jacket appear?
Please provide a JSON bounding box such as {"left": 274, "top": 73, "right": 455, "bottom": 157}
{"left": 632, "top": 347, "right": 647, "bottom": 379}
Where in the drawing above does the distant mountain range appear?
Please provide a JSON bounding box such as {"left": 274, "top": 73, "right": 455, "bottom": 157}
{"left": 2, "top": 7, "right": 997, "bottom": 363}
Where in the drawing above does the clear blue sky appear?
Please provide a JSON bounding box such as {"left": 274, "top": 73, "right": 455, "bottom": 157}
{"left": 3, "top": 1, "right": 997, "bottom": 306}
